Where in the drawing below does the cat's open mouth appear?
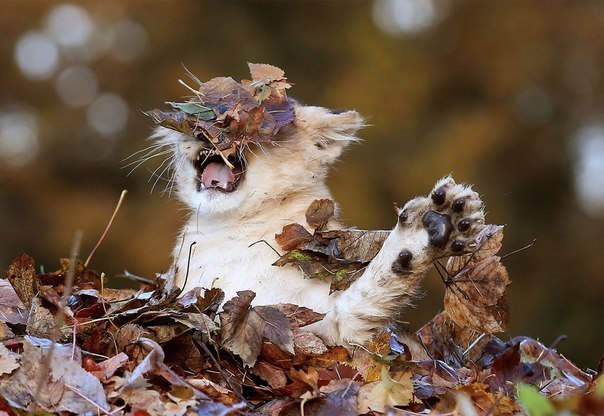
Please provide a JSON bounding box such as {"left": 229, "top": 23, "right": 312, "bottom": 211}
{"left": 193, "top": 148, "right": 245, "bottom": 193}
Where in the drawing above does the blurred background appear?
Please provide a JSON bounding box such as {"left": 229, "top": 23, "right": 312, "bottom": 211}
{"left": 0, "top": 1, "right": 602, "bottom": 367}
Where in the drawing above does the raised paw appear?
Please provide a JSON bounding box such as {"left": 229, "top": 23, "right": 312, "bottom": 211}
{"left": 393, "top": 177, "right": 485, "bottom": 270}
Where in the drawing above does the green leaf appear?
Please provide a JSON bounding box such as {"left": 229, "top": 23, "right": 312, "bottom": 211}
{"left": 168, "top": 102, "right": 215, "bottom": 120}
{"left": 517, "top": 383, "right": 556, "bottom": 416}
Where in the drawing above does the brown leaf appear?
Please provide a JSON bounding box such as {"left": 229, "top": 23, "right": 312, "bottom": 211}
{"left": 5, "top": 253, "right": 38, "bottom": 309}
{"left": 0, "top": 279, "right": 28, "bottom": 325}
{"left": 447, "top": 225, "right": 505, "bottom": 273}
{"left": 515, "top": 337, "right": 591, "bottom": 395}
{"left": 94, "top": 352, "right": 129, "bottom": 380}
{"left": 248, "top": 63, "right": 286, "bottom": 83}
{"left": 443, "top": 225, "right": 510, "bottom": 333}
{"left": 435, "top": 382, "right": 520, "bottom": 415}
{"left": 415, "top": 311, "right": 492, "bottom": 366}
{"left": 25, "top": 297, "right": 55, "bottom": 339}
{"left": 178, "top": 287, "right": 224, "bottom": 318}
{"left": 275, "top": 224, "right": 313, "bottom": 251}
{"left": 283, "top": 379, "right": 359, "bottom": 416}
{"left": 275, "top": 303, "right": 326, "bottom": 328}
{"left": 0, "top": 343, "right": 19, "bottom": 375}
{"left": 358, "top": 367, "right": 413, "bottom": 413}
{"left": 0, "top": 336, "right": 109, "bottom": 413}
{"left": 306, "top": 199, "right": 335, "bottom": 230}
{"left": 484, "top": 342, "right": 550, "bottom": 394}
{"left": 317, "top": 229, "right": 389, "bottom": 263}
{"left": 292, "top": 329, "right": 328, "bottom": 358}
{"left": 273, "top": 249, "right": 364, "bottom": 293}
{"left": 252, "top": 360, "right": 288, "bottom": 389}
{"left": 444, "top": 256, "right": 510, "bottom": 333}
{"left": 220, "top": 291, "right": 294, "bottom": 367}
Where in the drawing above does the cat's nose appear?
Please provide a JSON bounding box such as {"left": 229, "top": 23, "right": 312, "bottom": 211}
{"left": 194, "top": 132, "right": 215, "bottom": 149}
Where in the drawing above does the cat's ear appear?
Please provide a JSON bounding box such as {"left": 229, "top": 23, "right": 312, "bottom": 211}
{"left": 293, "top": 105, "right": 365, "bottom": 163}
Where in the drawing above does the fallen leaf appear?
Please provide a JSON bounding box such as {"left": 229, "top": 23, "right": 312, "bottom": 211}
{"left": 305, "top": 199, "right": 335, "bottom": 230}
{"left": 0, "top": 343, "right": 19, "bottom": 375}
{"left": 0, "top": 279, "right": 28, "bottom": 325}
{"left": 275, "top": 224, "right": 313, "bottom": 251}
{"left": 316, "top": 229, "right": 389, "bottom": 263}
{"left": 0, "top": 336, "right": 109, "bottom": 414}
{"left": 444, "top": 226, "right": 510, "bottom": 333}
{"left": 275, "top": 303, "right": 326, "bottom": 328}
{"left": 252, "top": 360, "right": 288, "bottom": 389}
{"left": 220, "top": 291, "right": 294, "bottom": 367}
{"left": 5, "top": 253, "right": 37, "bottom": 309}
{"left": 25, "top": 297, "right": 55, "bottom": 339}
{"left": 283, "top": 379, "right": 359, "bottom": 416}
{"left": 415, "top": 311, "right": 491, "bottom": 366}
{"left": 273, "top": 249, "right": 364, "bottom": 293}
{"left": 358, "top": 366, "right": 413, "bottom": 413}
{"left": 93, "top": 352, "right": 129, "bottom": 380}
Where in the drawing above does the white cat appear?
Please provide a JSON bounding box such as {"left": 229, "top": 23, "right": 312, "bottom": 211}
{"left": 152, "top": 103, "right": 485, "bottom": 345}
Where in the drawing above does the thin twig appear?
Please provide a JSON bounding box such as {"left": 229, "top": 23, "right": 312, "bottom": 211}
{"left": 501, "top": 239, "right": 536, "bottom": 260}
{"left": 192, "top": 335, "right": 248, "bottom": 405}
{"left": 84, "top": 190, "right": 127, "bottom": 268}
{"left": 30, "top": 230, "right": 83, "bottom": 413}
{"left": 64, "top": 384, "right": 111, "bottom": 414}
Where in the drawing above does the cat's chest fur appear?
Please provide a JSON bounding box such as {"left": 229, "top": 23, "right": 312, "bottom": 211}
{"left": 173, "top": 214, "right": 333, "bottom": 313}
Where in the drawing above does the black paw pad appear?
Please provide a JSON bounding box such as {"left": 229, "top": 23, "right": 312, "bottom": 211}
{"left": 392, "top": 249, "right": 413, "bottom": 275}
{"left": 398, "top": 210, "right": 409, "bottom": 224}
{"left": 451, "top": 240, "right": 464, "bottom": 253}
{"left": 431, "top": 187, "right": 447, "bottom": 206}
{"left": 458, "top": 219, "right": 471, "bottom": 232}
{"left": 452, "top": 198, "right": 465, "bottom": 212}
{"left": 422, "top": 210, "right": 453, "bottom": 248}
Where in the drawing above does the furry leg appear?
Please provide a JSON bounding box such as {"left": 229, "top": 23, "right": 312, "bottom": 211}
{"left": 322, "top": 177, "right": 485, "bottom": 344}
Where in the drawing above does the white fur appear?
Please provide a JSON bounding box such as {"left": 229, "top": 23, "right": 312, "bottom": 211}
{"left": 155, "top": 104, "right": 485, "bottom": 345}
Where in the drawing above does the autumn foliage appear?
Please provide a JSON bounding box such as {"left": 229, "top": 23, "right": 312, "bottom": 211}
{"left": 0, "top": 198, "right": 601, "bottom": 415}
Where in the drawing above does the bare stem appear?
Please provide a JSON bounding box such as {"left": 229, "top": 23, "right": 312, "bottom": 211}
{"left": 84, "top": 190, "right": 127, "bottom": 268}
{"left": 30, "top": 230, "right": 83, "bottom": 413}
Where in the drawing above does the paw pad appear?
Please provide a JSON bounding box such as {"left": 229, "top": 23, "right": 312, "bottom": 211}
{"left": 392, "top": 249, "right": 413, "bottom": 274}
{"left": 422, "top": 210, "right": 453, "bottom": 248}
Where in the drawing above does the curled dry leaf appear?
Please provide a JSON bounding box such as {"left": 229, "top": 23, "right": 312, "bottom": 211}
{"left": 0, "top": 342, "right": 20, "bottom": 375}
{"left": 275, "top": 303, "right": 326, "bottom": 328}
{"left": 275, "top": 224, "right": 313, "bottom": 252}
{"left": 5, "top": 253, "right": 37, "bottom": 309}
{"left": 443, "top": 225, "right": 510, "bottom": 333}
{"left": 0, "top": 279, "right": 28, "bottom": 325}
{"left": 358, "top": 367, "right": 413, "bottom": 414}
{"left": 0, "top": 336, "right": 109, "bottom": 414}
{"left": 416, "top": 311, "right": 492, "bottom": 367}
{"left": 305, "top": 199, "right": 335, "bottom": 230}
{"left": 145, "top": 63, "right": 295, "bottom": 156}
{"left": 220, "top": 290, "right": 294, "bottom": 367}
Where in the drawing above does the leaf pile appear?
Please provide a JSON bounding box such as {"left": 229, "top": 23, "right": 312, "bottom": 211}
{"left": 0, "top": 213, "right": 601, "bottom": 414}
{"left": 145, "top": 63, "right": 296, "bottom": 157}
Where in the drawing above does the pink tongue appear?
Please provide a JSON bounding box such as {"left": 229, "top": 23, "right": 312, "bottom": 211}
{"left": 202, "top": 162, "right": 235, "bottom": 190}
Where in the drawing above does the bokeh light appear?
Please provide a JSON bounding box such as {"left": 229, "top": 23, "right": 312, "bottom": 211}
{"left": 14, "top": 31, "right": 59, "bottom": 80}
{"left": 573, "top": 123, "right": 604, "bottom": 217}
{"left": 372, "top": 0, "right": 439, "bottom": 35}
{"left": 55, "top": 66, "right": 99, "bottom": 107}
{"left": 0, "top": 108, "right": 39, "bottom": 167}
{"left": 86, "top": 93, "right": 129, "bottom": 137}
{"left": 45, "top": 4, "right": 93, "bottom": 48}
{"left": 107, "top": 20, "right": 148, "bottom": 63}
